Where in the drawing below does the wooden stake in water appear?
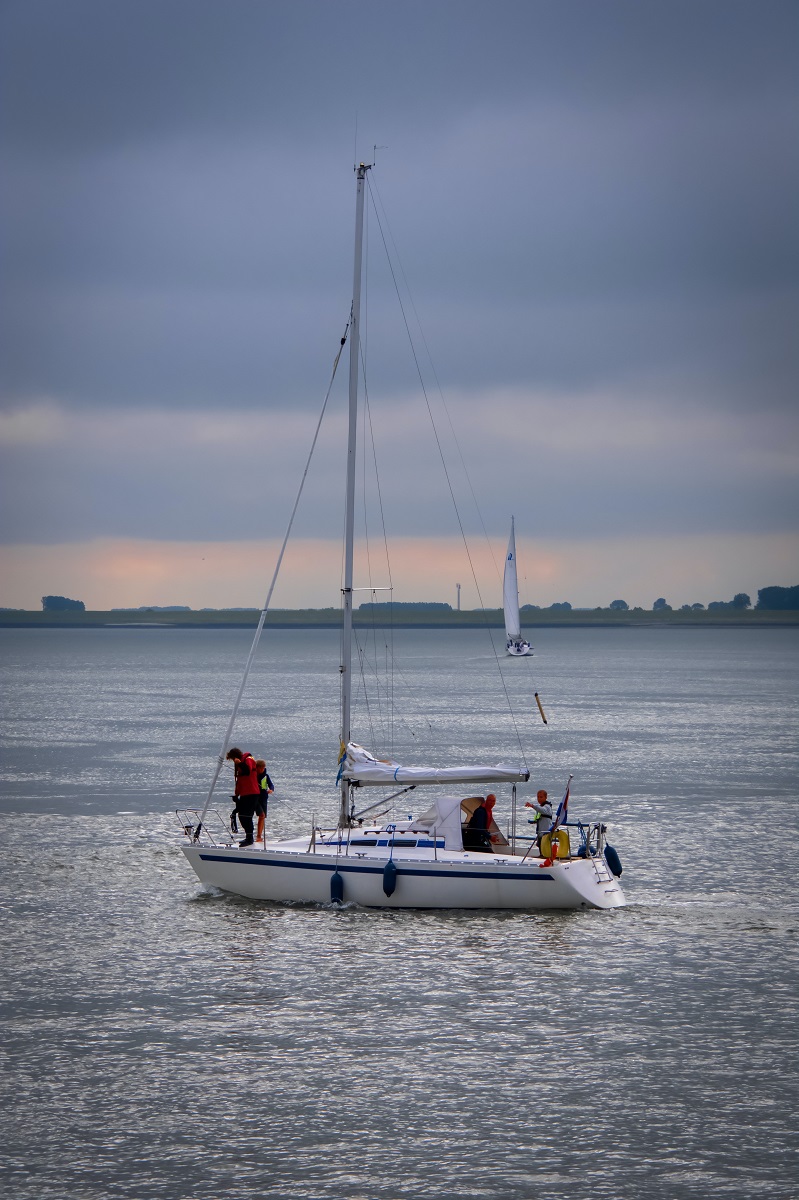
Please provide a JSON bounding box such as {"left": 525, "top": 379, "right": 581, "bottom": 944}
{"left": 534, "top": 693, "right": 548, "bottom": 725}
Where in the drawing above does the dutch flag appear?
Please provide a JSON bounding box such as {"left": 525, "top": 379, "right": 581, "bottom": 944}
{"left": 551, "top": 778, "right": 571, "bottom": 833}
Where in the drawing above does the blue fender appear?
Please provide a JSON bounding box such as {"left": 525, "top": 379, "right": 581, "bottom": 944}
{"left": 383, "top": 859, "right": 398, "bottom": 897}
{"left": 330, "top": 870, "right": 344, "bottom": 904}
{"left": 605, "top": 844, "right": 623, "bottom": 878}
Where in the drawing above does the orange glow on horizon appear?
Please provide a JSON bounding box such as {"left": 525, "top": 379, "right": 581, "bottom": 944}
{"left": 1, "top": 533, "right": 796, "bottom": 613}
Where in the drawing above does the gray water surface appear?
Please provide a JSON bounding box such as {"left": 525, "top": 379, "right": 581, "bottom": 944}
{"left": 1, "top": 626, "right": 797, "bottom": 1199}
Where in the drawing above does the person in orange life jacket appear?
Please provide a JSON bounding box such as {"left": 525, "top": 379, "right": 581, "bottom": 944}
{"left": 463, "top": 794, "right": 496, "bottom": 852}
{"left": 226, "top": 747, "right": 260, "bottom": 847}
{"left": 255, "top": 759, "right": 274, "bottom": 842}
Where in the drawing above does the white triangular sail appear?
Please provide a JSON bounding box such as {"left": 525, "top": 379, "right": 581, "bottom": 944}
{"left": 503, "top": 517, "right": 521, "bottom": 640}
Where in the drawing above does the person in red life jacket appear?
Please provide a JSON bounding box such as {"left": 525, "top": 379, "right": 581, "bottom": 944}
{"left": 254, "top": 759, "right": 274, "bottom": 842}
{"left": 226, "top": 747, "right": 260, "bottom": 847}
{"left": 484, "top": 793, "right": 497, "bottom": 842}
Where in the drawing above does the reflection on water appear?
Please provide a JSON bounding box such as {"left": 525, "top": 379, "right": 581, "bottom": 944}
{"left": 0, "top": 626, "right": 797, "bottom": 1198}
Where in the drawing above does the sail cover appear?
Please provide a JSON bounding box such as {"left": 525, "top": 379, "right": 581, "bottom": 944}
{"left": 503, "top": 518, "right": 521, "bottom": 640}
{"left": 342, "top": 742, "right": 529, "bottom": 786}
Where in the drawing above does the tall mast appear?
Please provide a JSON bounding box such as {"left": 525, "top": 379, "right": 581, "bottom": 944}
{"left": 339, "top": 161, "right": 370, "bottom": 828}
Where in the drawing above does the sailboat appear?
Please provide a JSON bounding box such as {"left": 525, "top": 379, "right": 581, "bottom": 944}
{"left": 504, "top": 517, "right": 533, "bottom": 656}
{"left": 179, "top": 164, "right": 626, "bottom": 911}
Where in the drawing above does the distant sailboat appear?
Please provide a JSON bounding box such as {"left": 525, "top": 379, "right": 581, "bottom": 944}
{"left": 504, "top": 518, "right": 533, "bottom": 656}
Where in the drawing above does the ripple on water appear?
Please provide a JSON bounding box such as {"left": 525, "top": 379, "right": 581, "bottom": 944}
{"left": 1, "top": 627, "right": 797, "bottom": 1198}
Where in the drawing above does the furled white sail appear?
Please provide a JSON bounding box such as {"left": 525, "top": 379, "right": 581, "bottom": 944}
{"left": 342, "top": 743, "right": 529, "bottom": 786}
{"left": 503, "top": 517, "right": 521, "bottom": 640}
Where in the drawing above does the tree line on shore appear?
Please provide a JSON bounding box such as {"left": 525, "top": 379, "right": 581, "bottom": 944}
{"left": 25, "top": 584, "right": 799, "bottom": 614}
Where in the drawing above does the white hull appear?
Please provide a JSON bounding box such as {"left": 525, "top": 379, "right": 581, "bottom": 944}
{"left": 506, "top": 638, "right": 533, "bottom": 657}
{"left": 183, "top": 839, "right": 626, "bottom": 910}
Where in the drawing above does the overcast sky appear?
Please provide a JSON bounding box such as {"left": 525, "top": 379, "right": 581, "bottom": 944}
{"left": 1, "top": 0, "right": 797, "bottom": 609}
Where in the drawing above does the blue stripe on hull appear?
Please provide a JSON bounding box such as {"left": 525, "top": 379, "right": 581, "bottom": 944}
{"left": 198, "top": 852, "right": 554, "bottom": 883}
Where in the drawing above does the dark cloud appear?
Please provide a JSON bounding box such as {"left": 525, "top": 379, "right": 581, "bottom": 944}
{"left": 2, "top": 1, "right": 796, "bottom": 155}
{"left": 0, "top": 388, "right": 796, "bottom": 544}
{"left": 0, "top": 0, "right": 796, "bottom": 553}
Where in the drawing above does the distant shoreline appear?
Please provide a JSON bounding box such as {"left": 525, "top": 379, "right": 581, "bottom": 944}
{"left": 1, "top": 609, "right": 797, "bottom": 629}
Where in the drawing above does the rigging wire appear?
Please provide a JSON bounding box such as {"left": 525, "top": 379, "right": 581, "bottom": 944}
{"left": 365, "top": 175, "right": 529, "bottom": 770}
{"left": 370, "top": 175, "right": 545, "bottom": 730}
{"left": 369, "top": 174, "right": 506, "bottom": 590}
{"left": 360, "top": 353, "right": 395, "bottom": 753}
{"left": 353, "top": 634, "right": 379, "bottom": 749}
{"left": 352, "top": 196, "right": 397, "bottom": 757}
{"left": 198, "top": 321, "right": 350, "bottom": 827}
{"left": 353, "top": 624, "right": 426, "bottom": 743}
